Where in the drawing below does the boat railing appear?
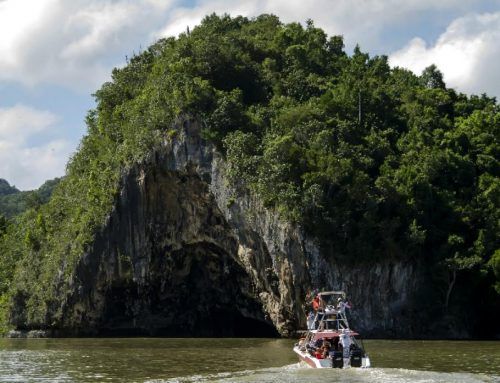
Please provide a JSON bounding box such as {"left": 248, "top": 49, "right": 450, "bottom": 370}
{"left": 311, "top": 308, "right": 350, "bottom": 331}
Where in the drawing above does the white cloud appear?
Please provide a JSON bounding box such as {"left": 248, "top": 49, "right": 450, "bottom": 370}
{"left": 390, "top": 12, "right": 500, "bottom": 98}
{"left": 0, "top": 105, "right": 73, "bottom": 190}
{"left": 0, "top": 105, "right": 58, "bottom": 144}
{"left": 0, "top": 0, "right": 495, "bottom": 94}
{"left": 0, "top": 0, "right": 176, "bottom": 92}
{"left": 155, "top": 0, "right": 474, "bottom": 50}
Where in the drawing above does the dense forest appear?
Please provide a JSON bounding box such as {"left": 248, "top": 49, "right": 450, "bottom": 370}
{"left": 0, "top": 14, "right": 498, "bottom": 335}
{"left": 0, "top": 178, "right": 60, "bottom": 218}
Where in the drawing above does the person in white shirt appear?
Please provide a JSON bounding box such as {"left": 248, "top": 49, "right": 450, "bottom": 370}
{"left": 339, "top": 329, "right": 351, "bottom": 367}
{"left": 307, "top": 311, "right": 315, "bottom": 330}
{"left": 337, "top": 297, "right": 351, "bottom": 314}
{"left": 339, "top": 329, "right": 351, "bottom": 351}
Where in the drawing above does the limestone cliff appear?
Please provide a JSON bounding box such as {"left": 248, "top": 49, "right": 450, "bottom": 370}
{"left": 10, "top": 118, "right": 427, "bottom": 337}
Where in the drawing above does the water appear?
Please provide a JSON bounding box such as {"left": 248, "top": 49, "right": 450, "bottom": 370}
{"left": 0, "top": 338, "right": 498, "bottom": 382}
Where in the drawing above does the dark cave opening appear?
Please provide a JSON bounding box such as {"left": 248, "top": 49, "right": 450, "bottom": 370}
{"left": 97, "top": 242, "right": 279, "bottom": 338}
{"left": 67, "top": 168, "right": 283, "bottom": 338}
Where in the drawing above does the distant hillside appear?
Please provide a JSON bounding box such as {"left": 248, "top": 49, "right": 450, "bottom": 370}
{"left": 0, "top": 179, "right": 19, "bottom": 197}
{"left": 0, "top": 178, "right": 61, "bottom": 218}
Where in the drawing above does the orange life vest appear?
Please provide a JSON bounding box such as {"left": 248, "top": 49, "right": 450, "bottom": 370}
{"left": 312, "top": 297, "right": 320, "bottom": 311}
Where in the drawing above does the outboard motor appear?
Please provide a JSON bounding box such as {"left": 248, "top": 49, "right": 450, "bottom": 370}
{"left": 330, "top": 351, "right": 343, "bottom": 368}
{"left": 350, "top": 349, "right": 363, "bottom": 367}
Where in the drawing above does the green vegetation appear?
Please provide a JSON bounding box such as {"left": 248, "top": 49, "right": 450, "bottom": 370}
{"left": 0, "top": 179, "right": 19, "bottom": 196}
{"left": 0, "top": 14, "right": 498, "bottom": 335}
{"left": 0, "top": 178, "right": 61, "bottom": 218}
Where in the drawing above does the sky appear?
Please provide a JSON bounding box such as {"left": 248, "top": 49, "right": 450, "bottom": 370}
{"left": 1, "top": 0, "right": 499, "bottom": 190}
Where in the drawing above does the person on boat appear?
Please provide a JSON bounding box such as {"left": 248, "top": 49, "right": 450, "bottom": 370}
{"left": 339, "top": 329, "right": 352, "bottom": 366}
{"left": 314, "top": 338, "right": 324, "bottom": 348}
{"left": 322, "top": 339, "right": 331, "bottom": 351}
{"left": 321, "top": 342, "right": 331, "bottom": 359}
{"left": 304, "top": 290, "right": 313, "bottom": 314}
{"left": 312, "top": 295, "right": 320, "bottom": 312}
{"left": 311, "top": 295, "right": 323, "bottom": 329}
{"left": 307, "top": 311, "right": 315, "bottom": 330}
{"left": 337, "top": 297, "right": 351, "bottom": 327}
{"left": 314, "top": 349, "right": 324, "bottom": 359}
{"left": 305, "top": 289, "right": 321, "bottom": 330}
{"left": 337, "top": 297, "right": 352, "bottom": 314}
{"left": 311, "top": 337, "right": 323, "bottom": 359}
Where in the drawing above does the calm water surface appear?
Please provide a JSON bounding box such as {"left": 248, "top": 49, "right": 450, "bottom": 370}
{"left": 0, "top": 338, "right": 499, "bottom": 382}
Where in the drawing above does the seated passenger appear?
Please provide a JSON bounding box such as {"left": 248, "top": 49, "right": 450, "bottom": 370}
{"left": 315, "top": 338, "right": 324, "bottom": 348}
{"left": 322, "top": 343, "right": 331, "bottom": 358}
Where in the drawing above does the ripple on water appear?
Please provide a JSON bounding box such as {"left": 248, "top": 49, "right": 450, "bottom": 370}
{"left": 147, "top": 365, "right": 500, "bottom": 383}
{"left": 1, "top": 339, "right": 499, "bottom": 382}
{"left": 0, "top": 350, "right": 73, "bottom": 383}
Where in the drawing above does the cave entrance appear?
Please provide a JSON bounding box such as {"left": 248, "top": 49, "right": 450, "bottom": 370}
{"left": 93, "top": 168, "right": 279, "bottom": 338}
{"left": 99, "top": 242, "right": 278, "bottom": 337}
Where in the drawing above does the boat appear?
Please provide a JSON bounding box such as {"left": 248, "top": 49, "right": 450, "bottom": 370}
{"left": 293, "top": 291, "right": 371, "bottom": 368}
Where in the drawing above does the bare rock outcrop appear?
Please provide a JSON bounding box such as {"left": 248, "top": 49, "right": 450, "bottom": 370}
{"left": 11, "top": 118, "right": 425, "bottom": 337}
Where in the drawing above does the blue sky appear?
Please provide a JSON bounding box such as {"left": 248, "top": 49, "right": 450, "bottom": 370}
{"left": 1, "top": 0, "right": 499, "bottom": 190}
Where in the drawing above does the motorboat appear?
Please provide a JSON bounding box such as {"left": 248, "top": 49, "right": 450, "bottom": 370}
{"left": 293, "top": 291, "right": 371, "bottom": 368}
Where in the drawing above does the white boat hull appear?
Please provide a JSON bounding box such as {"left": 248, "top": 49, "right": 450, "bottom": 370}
{"left": 293, "top": 346, "right": 371, "bottom": 369}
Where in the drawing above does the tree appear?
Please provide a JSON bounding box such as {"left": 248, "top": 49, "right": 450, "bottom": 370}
{"left": 420, "top": 64, "right": 446, "bottom": 89}
{"left": 0, "top": 214, "right": 7, "bottom": 236}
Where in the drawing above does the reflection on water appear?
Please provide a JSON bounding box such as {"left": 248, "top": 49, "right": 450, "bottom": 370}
{"left": 0, "top": 338, "right": 499, "bottom": 382}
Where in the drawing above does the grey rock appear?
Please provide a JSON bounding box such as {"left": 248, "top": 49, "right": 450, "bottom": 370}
{"left": 9, "top": 117, "right": 440, "bottom": 338}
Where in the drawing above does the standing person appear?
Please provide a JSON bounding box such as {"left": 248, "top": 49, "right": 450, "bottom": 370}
{"left": 312, "top": 295, "right": 324, "bottom": 329}
{"left": 312, "top": 295, "right": 320, "bottom": 312}
{"left": 337, "top": 297, "right": 352, "bottom": 327}
{"left": 304, "top": 289, "right": 315, "bottom": 330}
{"left": 339, "top": 329, "right": 351, "bottom": 367}
{"left": 304, "top": 290, "right": 313, "bottom": 312}
{"left": 307, "top": 311, "right": 315, "bottom": 330}
{"left": 337, "top": 297, "right": 352, "bottom": 314}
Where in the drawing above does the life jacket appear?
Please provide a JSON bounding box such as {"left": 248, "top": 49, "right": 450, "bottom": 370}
{"left": 312, "top": 297, "right": 320, "bottom": 311}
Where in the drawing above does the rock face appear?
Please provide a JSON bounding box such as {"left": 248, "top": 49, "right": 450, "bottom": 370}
{"left": 12, "top": 118, "right": 427, "bottom": 337}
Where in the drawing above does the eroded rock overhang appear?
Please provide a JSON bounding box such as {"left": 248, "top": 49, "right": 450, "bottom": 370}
{"left": 56, "top": 119, "right": 304, "bottom": 336}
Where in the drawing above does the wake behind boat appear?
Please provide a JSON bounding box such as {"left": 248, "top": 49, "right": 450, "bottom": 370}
{"left": 293, "top": 291, "right": 371, "bottom": 368}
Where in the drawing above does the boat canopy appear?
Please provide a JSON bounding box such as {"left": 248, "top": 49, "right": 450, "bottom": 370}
{"left": 316, "top": 291, "right": 346, "bottom": 308}
{"left": 318, "top": 291, "right": 346, "bottom": 297}
{"left": 311, "top": 330, "right": 359, "bottom": 341}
